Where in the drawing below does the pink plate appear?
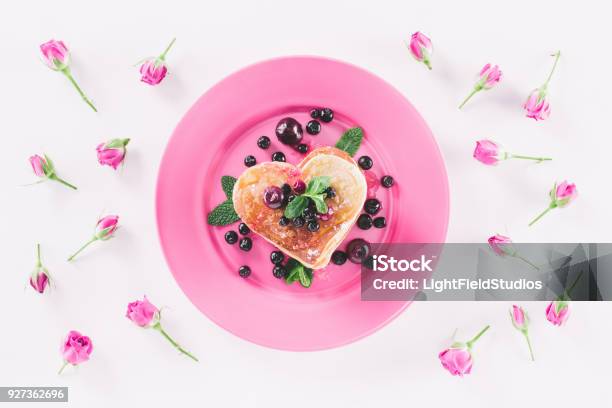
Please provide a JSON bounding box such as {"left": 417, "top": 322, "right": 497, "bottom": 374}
{"left": 156, "top": 56, "right": 449, "bottom": 351}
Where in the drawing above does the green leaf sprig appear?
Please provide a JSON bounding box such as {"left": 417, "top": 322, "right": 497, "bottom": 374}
{"left": 335, "top": 127, "right": 363, "bottom": 157}
{"left": 284, "top": 258, "right": 314, "bottom": 288}
{"left": 207, "top": 176, "right": 240, "bottom": 226}
{"left": 284, "top": 176, "right": 331, "bottom": 219}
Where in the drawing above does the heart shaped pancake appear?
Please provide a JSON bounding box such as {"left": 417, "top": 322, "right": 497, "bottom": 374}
{"left": 232, "top": 147, "right": 367, "bottom": 269}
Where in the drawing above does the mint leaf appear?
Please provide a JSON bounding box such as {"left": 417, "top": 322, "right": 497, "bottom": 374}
{"left": 284, "top": 176, "right": 331, "bottom": 219}
{"left": 286, "top": 271, "right": 300, "bottom": 284}
{"left": 284, "top": 258, "right": 313, "bottom": 288}
{"left": 335, "top": 127, "right": 363, "bottom": 157}
{"left": 284, "top": 259, "right": 301, "bottom": 284}
{"left": 310, "top": 194, "right": 328, "bottom": 214}
{"left": 298, "top": 268, "right": 313, "bottom": 288}
{"left": 221, "top": 176, "right": 237, "bottom": 199}
{"left": 284, "top": 195, "right": 308, "bottom": 219}
{"left": 306, "top": 176, "right": 331, "bottom": 195}
{"left": 285, "top": 272, "right": 300, "bottom": 285}
{"left": 207, "top": 200, "right": 240, "bottom": 226}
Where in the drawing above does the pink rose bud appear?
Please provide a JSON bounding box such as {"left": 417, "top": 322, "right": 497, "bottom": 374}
{"left": 439, "top": 325, "right": 490, "bottom": 377}
{"left": 524, "top": 51, "right": 560, "bottom": 121}
{"left": 546, "top": 300, "right": 570, "bottom": 326}
{"left": 126, "top": 296, "right": 198, "bottom": 362}
{"left": 479, "top": 64, "right": 503, "bottom": 89}
{"left": 126, "top": 296, "right": 160, "bottom": 327}
{"left": 510, "top": 305, "right": 527, "bottom": 329}
{"left": 40, "top": 39, "right": 97, "bottom": 112}
{"left": 459, "top": 64, "right": 502, "bottom": 109}
{"left": 59, "top": 330, "right": 93, "bottom": 374}
{"left": 474, "top": 140, "right": 504, "bottom": 165}
{"left": 95, "top": 215, "right": 119, "bottom": 240}
{"left": 551, "top": 180, "right": 577, "bottom": 207}
{"left": 40, "top": 39, "right": 69, "bottom": 71}
{"left": 67, "top": 215, "right": 119, "bottom": 261}
{"left": 30, "top": 244, "right": 50, "bottom": 294}
{"left": 488, "top": 234, "right": 515, "bottom": 256}
{"left": 524, "top": 89, "right": 551, "bottom": 121}
{"left": 545, "top": 271, "right": 582, "bottom": 327}
{"left": 96, "top": 138, "right": 130, "bottom": 170}
{"left": 488, "top": 234, "right": 539, "bottom": 270}
{"left": 473, "top": 140, "right": 551, "bottom": 166}
{"left": 510, "top": 305, "right": 535, "bottom": 361}
{"left": 408, "top": 31, "right": 433, "bottom": 70}
{"left": 140, "top": 59, "right": 168, "bottom": 85}
{"left": 139, "top": 38, "right": 176, "bottom": 86}
{"left": 28, "top": 154, "right": 77, "bottom": 190}
{"left": 529, "top": 180, "right": 577, "bottom": 226}
{"left": 30, "top": 154, "right": 49, "bottom": 178}
{"left": 439, "top": 347, "right": 472, "bottom": 376}
{"left": 30, "top": 268, "right": 49, "bottom": 294}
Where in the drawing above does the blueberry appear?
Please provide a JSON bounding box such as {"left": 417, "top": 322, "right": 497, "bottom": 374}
{"left": 320, "top": 108, "right": 334, "bottom": 123}
{"left": 306, "top": 120, "right": 321, "bottom": 135}
{"left": 275, "top": 117, "right": 303, "bottom": 145}
{"left": 257, "top": 136, "right": 271, "bottom": 149}
{"left": 357, "top": 214, "right": 372, "bottom": 230}
{"left": 362, "top": 256, "right": 375, "bottom": 270}
{"left": 307, "top": 221, "right": 320, "bottom": 232}
{"left": 224, "top": 231, "right": 238, "bottom": 244}
{"left": 281, "top": 183, "right": 292, "bottom": 196}
{"left": 325, "top": 186, "right": 336, "bottom": 199}
{"left": 244, "top": 155, "right": 257, "bottom": 167}
{"left": 279, "top": 216, "right": 290, "bottom": 226}
{"left": 292, "top": 216, "right": 305, "bottom": 228}
{"left": 364, "top": 198, "right": 382, "bottom": 215}
{"left": 381, "top": 175, "right": 394, "bottom": 188}
{"left": 357, "top": 155, "right": 373, "bottom": 170}
{"left": 287, "top": 194, "right": 296, "bottom": 203}
{"left": 238, "top": 265, "right": 251, "bottom": 278}
{"left": 238, "top": 222, "right": 250, "bottom": 235}
{"left": 272, "top": 265, "right": 287, "bottom": 279}
{"left": 331, "top": 250, "right": 348, "bottom": 265}
{"left": 296, "top": 143, "right": 309, "bottom": 154}
{"left": 270, "top": 250, "right": 285, "bottom": 264}
{"left": 373, "top": 217, "right": 386, "bottom": 228}
{"left": 239, "top": 237, "right": 252, "bottom": 251}
{"left": 310, "top": 108, "right": 321, "bottom": 119}
{"left": 346, "top": 239, "right": 371, "bottom": 264}
{"left": 271, "top": 151, "right": 286, "bottom": 162}
{"left": 303, "top": 206, "right": 315, "bottom": 220}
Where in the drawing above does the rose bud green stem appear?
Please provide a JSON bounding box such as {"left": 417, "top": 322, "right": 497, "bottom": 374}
{"left": 67, "top": 215, "right": 119, "bottom": 261}
{"left": 29, "top": 154, "right": 77, "bottom": 190}
{"left": 153, "top": 323, "right": 199, "bottom": 362}
{"left": 510, "top": 305, "right": 535, "bottom": 361}
{"left": 459, "top": 64, "right": 502, "bottom": 109}
{"left": 126, "top": 296, "right": 199, "bottom": 362}
{"left": 40, "top": 39, "right": 97, "bottom": 112}
{"left": 529, "top": 181, "right": 577, "bottom": 226}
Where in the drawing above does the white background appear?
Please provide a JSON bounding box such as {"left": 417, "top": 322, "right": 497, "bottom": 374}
{"left": 1, "top": 0, "right": 611, "bottom": 406}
